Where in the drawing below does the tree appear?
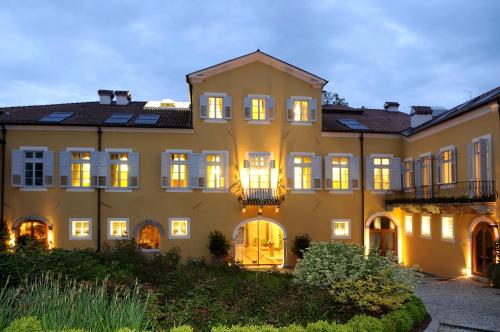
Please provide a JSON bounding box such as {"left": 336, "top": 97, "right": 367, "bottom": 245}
{"left": 322, "top": 90, "right": 349, "bottom": 106}
{"left": 0, "top": 219, "right": 9, "bottom": 252}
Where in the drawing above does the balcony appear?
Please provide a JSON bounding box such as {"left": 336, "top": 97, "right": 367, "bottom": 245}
{"left": 238, "top": 188, "right": 284, "bottom": 209}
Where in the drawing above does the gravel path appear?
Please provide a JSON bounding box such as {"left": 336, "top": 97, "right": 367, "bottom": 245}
{"left": 416, "top": 275, "right": 500, "bottom": 331}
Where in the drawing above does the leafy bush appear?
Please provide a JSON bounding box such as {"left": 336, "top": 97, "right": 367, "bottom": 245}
{"left": 292, "top": 234, "right": 311, "bottom": 259}
{"left": 3, "top": 316, "right": 42, "bottom": 332}
{"left": 346, "top": 315, "right": 383, "bottom": 332}
{"left": 208, "top": 231, "right": 232, "bottom": 258}
{"left": 487, "top": 263, "right": 500, "bottom": 288}
{"left": 170, "top": 326, "right": 194, "bottom": 332}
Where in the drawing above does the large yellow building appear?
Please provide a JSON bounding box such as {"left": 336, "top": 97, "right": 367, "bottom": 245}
{"left": 0, "top": 50, "right": 498, "bottom": 278}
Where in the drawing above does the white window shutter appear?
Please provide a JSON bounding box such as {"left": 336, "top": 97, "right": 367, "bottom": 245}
{"left": 43, "top": 151, "right": 54, "bottom": 187}
{"left": 223, "top": 96, "right": 232, "bottom": 119}
{"left": 90, "top": 152, "right": 100, "bottom": 187}
{"left": 243, "top": 97, "right": 251, "bottom": 120}
{"left": 243, "top": 159, "right": 250, "bottom": 169}
{"left": 188, "top": 153, "right": 201, "bottom": 189}
{"left": 11, "top": 149, "right": 24, "bottom": 187}
{"left": 479, "top": 138, "right": 489, "bottom": 181}
{"left": 390, "top": 157, "right": 402, "bottom": 190}
{"left": 436, "top": 152, "right": 442, "bottom": 184}
{"left": 161, "top": 152, "right": 170, "bottom": 188}
{"left": 450, "top": 148, "right": 457, "bottom": 183}
{"left": 266, "top": 96, "right": 275, "bottom": 120}
{"left": 286, "top": 98, "right": 294, "bottom": 121}
{"left": 270, "top": 159, "right": 276, "bottom": 169}
{"left": 128, "top": 152, "right": 139, "bottom": 188}
{"left": 96, "top": 152, "right": 108, "bottom": 188}
{"left": 415, "top": 159, "right": 422, "bottom": 187}
{"left": 350, "top": 156, "right": 360, "bottom": 190}
{"left": 198, "top": 154, "right": 206, "bottom": 189}
{"left": 309, "top": 99, "right": 317, "bottom": 122}
{"left": 312, "top": 155, "right": 322, "bottom": 190}
{"left": 285, "top": 155, "right": 293, "bottom": 190}
{"left": 59, "top": 151, "right": 71, "bottom": 188}
{"left": 365, "top": 157, "right": 374, "bottom": 190}
{"left": 199, "top": 95, "right": 208, "bottom": 119}
{"left": 467, "top": 144, "right": 474, "bottom": 181}
{"left": 409, "top": 160, "right": 414, "bottom": 188}
{"left": 324, "top": 155, "right": 332, "bottom": 189}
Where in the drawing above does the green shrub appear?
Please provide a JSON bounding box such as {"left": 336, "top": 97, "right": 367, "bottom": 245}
{"left": 4, "top": 316, "right": 42, "bottom": 332}
{"left": 170, "top": 325, "right": 194, "bottom": 332}
{"left": 487, "top": 263, "right": 500, "bottom": 288}
{"left": 346, "top": 315, "right": 383, "bottom": 332}
{"left": 116, "top": 328, "right": 135, "bottom": 332}
{"left": 208, "top": 231, "right": 232, "bottom": 259}
{"left": 292, "top": 234, "right": 311, "bottom": 259}
{"left": 279, "top": 324, "right": 305, "bottom": 332}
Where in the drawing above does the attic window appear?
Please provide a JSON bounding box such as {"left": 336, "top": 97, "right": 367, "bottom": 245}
{"left": 134, "top": 114, "right": 160, "bottom": 125}
{"left": 104, "top": 113, "right": 133, "bottom": 124}
{"left": 38, "top": 112, "right": 73, "bottom": 123}
{"left": 337, "top": 118, "right": 368, "bottom": 130}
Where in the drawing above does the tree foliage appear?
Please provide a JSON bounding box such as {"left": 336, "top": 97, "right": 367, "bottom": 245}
{"left": 322, "top": 90, "right": 349, "bottom": 106}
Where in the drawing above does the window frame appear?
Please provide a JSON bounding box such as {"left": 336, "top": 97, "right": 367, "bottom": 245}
{"left": 441, "top": 215, "right": 455, "bottom": 242}
{"left": 472, "top": 134, "right": 493, "bottom": 181}
{"left": 247, "top": 94, "right": 270, "bottom": 124}
{"left": 290, "top": 152, "right": 314, "bottom": 192}
{"left": 438, "top": 145, "right": 455, "bottom": 185}
{"left": 371, "top": 154, "right": 392, "bottom": 192}
{"left": 68, "top": 218, "right": 93, "bottom": 240}
{"left": 107, "top": 218, "right": 129, "bottom": 240}
{"left": 419, "top": 152, "right": 433, "bottom": 187}
{"left": 166, "top": 149, "right": 191, "bottom": 191}
{"left": 202, "top": 150, "right": 229, "bottom": 192}
{"left": 329, "top": 153, "right": 352, "bottom": 193}
{"left": 292, "top": 97, "right": 310, "bottom": 123}
{"left": 247, "top": 151, "right": 273, "bottom": 189}
{"left": 105, "top": 148, "right": 132, "bottom": 191}
{"left": 331, "top": 219, "right": 351, "bottom": 240}
{"left": 420, "top": 214, "right": 432, "bottom": 239}
{"left": 66, "top": 147, "right": 94, "bottom": 191}
{"left": 404, "top": 214, "right": 413, "bottom": 236}
{"left": 19, "top": 146, "right": 48, "bottom": 190}
{"left": 403, "top": 158, "right": 414, "bottom": 191}
{"left": 168, "top": 217, "right": 191, "bottom": 239}
{"left": 203, "top": 92, "right": 227, "bottom": 122}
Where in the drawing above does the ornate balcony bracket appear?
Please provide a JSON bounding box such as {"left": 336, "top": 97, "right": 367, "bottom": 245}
{"left": 238, "top": 188, "right": 285, "bottom": 213}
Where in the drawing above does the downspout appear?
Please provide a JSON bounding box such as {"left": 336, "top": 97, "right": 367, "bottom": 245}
{"left": 1, "top": 125, "right": 6, "bottom": 240}
{"left": 359, "top": 132, "right": 365, "bottom": 246}
{"left": 97, "top": 126, "right": 102, "bottom": 252}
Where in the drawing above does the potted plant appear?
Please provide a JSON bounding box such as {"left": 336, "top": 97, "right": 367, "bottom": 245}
{"left": 208, "top": 230, "right": 231, "bottom": 265}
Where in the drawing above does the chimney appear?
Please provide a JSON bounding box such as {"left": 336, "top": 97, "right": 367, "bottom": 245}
{"left": 98, "top": 90, "right": 114, "bottom": 105}
{"left": 383, "top": 101, "right": 400, "bottom": 112}
{"left": 410, "top": 106, "right": 433, "bottom": 128}
{"left": 115, "top": 90, "right": 131, "bottom": 105}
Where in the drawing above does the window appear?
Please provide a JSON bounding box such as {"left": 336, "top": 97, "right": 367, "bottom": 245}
{"left": 108, "top": 219, "right": 129, "bottom": 239}
{"left": 251, "top": 98, "right": 266, "bottom": 121}
{"left": 109, "top": 152, "right": 129, "bottom": 188}
{"left": 332, "top": 157, "right": 350, "bottom": 190}
{"left": 71, "top": 152, "right": 91, "bottom": 187}
{"left": 249, "top": 155, "right": 270, "bottom": 189}
{"left": 293, "top": 100, "right": 309, "bottom": 122}
{"left": 206, "top": 153, "right": 226, "bottom": 190}
{"left": 138, "top": 225, "right": 160, "bottom": 250}
{"left": 69, "top": 218, "right": 92, "bottom": 240}
{"left": 169, "top": 218, "right": 190, "bottom": 239}
{"left": 24, "top": 151, "right": 44, "bottom": 187}
{"left": 421, "top": 156, "right": 432, "bottom": 186}
{"left": 441, "top": 216, "right": 454, "bottom": 241}
{"left": 208, "top": 97, "right": 223, "bottom": 119}
{"left": 405, "top": 215, "right": 413, "bottom": 235}
{"left": 440, "top": 150, "right": 453, "bottom": 184}
{"left": 293, "top": 156, "right": 312, "bottom": 190}
{"left": 170, "top": 153, "right": 188, "bottom": 188}
{"left": 332, "top": 219, "right": 351, "bottom": 239}
{"left": 472, "top": 138, "right": 491, "bottom": 181}
{"left": 403, "top": 160, "right": 413, "bottom": 189}
{"left": 421, "top": 215, "right": 431, "bottom": 238}
{"left": 373, "top": 157, "right": 390, "bottom": 190}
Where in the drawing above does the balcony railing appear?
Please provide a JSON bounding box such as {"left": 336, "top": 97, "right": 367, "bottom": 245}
{"left": 386, "top": 181, "right": 497, "bottom": 205}
{"left": 239, "top": 188, "right": 284, "bottom": 206}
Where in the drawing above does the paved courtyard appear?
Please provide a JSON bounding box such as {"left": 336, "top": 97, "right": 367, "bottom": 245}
{"left": 417, "top": 275, "right": 500, "bottom": 331}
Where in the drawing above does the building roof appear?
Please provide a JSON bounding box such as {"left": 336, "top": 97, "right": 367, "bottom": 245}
{"left": 0, "top": 101, "right": 193, "bottom": 129}
{"left": 322, "top": 105, "right": 411, "bottom": 134}
{"left": 410, "top": 106, "right": 433, "bottom": 115}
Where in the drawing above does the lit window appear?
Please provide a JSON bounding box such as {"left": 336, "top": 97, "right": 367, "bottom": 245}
{"left": 208, "top": 97, "right": 223, "bottom": 119}
{"left": 169, "top": 218, "right": 190, "bottom": 239}
{"left": 403, "top": 160, "right": 413, "bottom": 189}
{"left": 332, "top": 220, "right": 351, "bottom": 239}
{"left": 138, "top": 225, "right": 160, "bottom": 250}
{"left": 293, "top": 100, "right": 309, "bottom": 122}
{"left": 441, "top": 216, "right": 454, "bottom": 241}
{"left": 251, "top": 98, "right": 266, "bottom": 121}
{"left": 293, "top": 156, "right": 312, "bottom": 190}
{"left": 473, "top": 140, "right": 489, "bottom": 181}
{"left": 69, "top": 219, "right": 92, "bottom": 240}
{"left": 71, "top": 151, "right": 91, "bottom": 187}
{"left": 110, "top": 152, "right": 129, "bottom": 188}
{"left": 24, "top": 151, "right": 44, "bottom": 187}
{"left": 440, "top": 150, "right": 453, "bottom": 184}
{"left": 405, "top": 215, "right": 413, "bottom": 235}
{"left": 421, "top": 215, "right": 431, "bottom": 238}
{"left": 108, "top": 219, "right": 128, "bottom": 239}
{"left": 170, "top": 153, "right": 188, "bottom": 188}
{"left": 373, "top": 157, "right": 390, "bottom": 190}
{"left": 332, "top": 157, "right": 350, "bottom": 190}
{"left": 249, "top": 155, "right": 270, "bottom": 189}
{"left": 206, "top": 153, "right": 225, "bottom": 189}
{"left": 421, "top": 156, "right": 432, "bottom": 186}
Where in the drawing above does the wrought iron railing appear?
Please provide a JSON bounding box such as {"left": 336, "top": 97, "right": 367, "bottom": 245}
{"left": 239, "top": 188, "right": 284, "bottom": 206}
{"left": 386, "top": 181, "right": 497, "bottom": 205}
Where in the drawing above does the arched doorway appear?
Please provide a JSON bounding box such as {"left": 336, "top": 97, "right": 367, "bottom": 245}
{"left": 365, "top": 212, "right": 402, "bottom": 263}
{"left": 232, "top": 218, "right": 286, "bottom": 266}
{"left": 13, "top": 216, "right": 52, "bottom": 249}
{"left": 134, "top": 220, "right": 164, "bottom": 252}
{"left": 469, "top": 217, "right": 498, "bottom": 276}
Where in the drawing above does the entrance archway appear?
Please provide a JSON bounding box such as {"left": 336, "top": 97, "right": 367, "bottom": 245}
{"left": 134, "top": 220, "right": 164, "bottom": 252}
{"left": 365, "top": 212, "right": 403, "bottom": 263}
{"left": 468, "top": 217, "right": 498, "bottom": 277}
{"left": 12, "top": 216, "right": 53, "bottom": 249}
{"left": 232, "top": 217, "right": 286, "bottom": 266}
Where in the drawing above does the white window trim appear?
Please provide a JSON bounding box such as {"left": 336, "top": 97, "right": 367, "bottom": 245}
{"left": 438, "top": 145, "right": 455, "bottom": 186}
{"left": 202, "top": 150, "right": 229, "bottom": 192}
{"left": 107, "top": 218, "right": 129, "bottom": 240}
{"left": 203, "top": 119, "right": 228, "bottom": 124}
{"left": 472, "top": 134, "right": 493, "bottom": 180}
{"left": 419, "top": 152, "right": 432, "bottom": 158}
{"left": 247, "top": 94, "right": 270, "bottom": 124}
{"left": 290, "top": 122, "right": 313, "bottom": 126}
{"left": 439, "top": 145, "right": 455, "bottom": 153}
{"left": 403, "top": 157, "right": 415, "bottom": 192}
{"left": 105, "top": 148, "right": 133, "bottom": 191}
{"left": 66, "top": 188, "right": 95, "bottom": 192}
{"left": 203, "top": 92, "right": 227, "bottom": 97}
{"left": 19, "top": 146, "right": 49, "bottom": 190}
{"left": 165, "top": 149, "right": 192, "bottom": 192}
{"left": 289, "top": 152, "right": 315, "bottom": 192}
{"left": 441, "top": 214, "right": 455, "bottom": 243}
{"left": 472, "top": 133, "right": 492, "bottom": 144}
{"left": 289, "top": 96, "right": 314, "bottom": 124}
{"left": 328, "top": 153, "right": 353, "bottom": 193}
{"left": 420, "top": 214, "right": 432, "bottom": 239}
{"left": 66, "top": 147, "right": 95, "bottom": 190}
{"left": 168, "top": 217, "right": 191, "bottom": 239}
{"left": 20, "top": 187, "right": 48, "bottom": 192}
{"left": 203, "top": 93, "right": 228, "bottom": 122}
{"left": 248, "top": 120, "right": 271, "bottom": 125}
{"left": 69, "top": 218, "right": 93, "bottom": 240}
{"left": 20, "top": 146, "right": 49, "bottom": 151}
{"left": 370, "top": 154, "right": 393, "bottom": 193}
{"left": 404, "top": 214, "right": 413, "bottom": 236}
{"left": 66, "top": 147, "right": 95, "bottom": 152}
{"left": 331, "top": 219, "right": 351, "bottom": 240}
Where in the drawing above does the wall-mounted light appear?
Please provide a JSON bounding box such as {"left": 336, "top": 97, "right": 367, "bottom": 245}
{"left": 258, "top": 206, "right": 263, "bottom": 214}
{"left": 275, "top": 206, "right": 280, "bottom": 213}
{"left": 241, "top": 206, "right": 246, "bottom": 213}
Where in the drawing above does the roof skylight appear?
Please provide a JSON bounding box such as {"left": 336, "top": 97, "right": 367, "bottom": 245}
{"left": 38, "top": 112, "right": 73, "bottom": 123}
{"left": 134, "top": 114, "right": 160, "bottom": 125}
{"left": 104, "top": 113, "right": 133, "bottom": 124}
{"left": 337, "top": 118, "right": 368, "bottom": 130}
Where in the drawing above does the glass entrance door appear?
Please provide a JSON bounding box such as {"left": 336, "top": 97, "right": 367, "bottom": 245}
{"left": 472, "top": 223, "right": 495, "bottom": 276}
{"left": 369, "top": 217, "right": 397, "bottom": 256}
{"left": 234, "top": 220, "right": 284, "bottom": 266}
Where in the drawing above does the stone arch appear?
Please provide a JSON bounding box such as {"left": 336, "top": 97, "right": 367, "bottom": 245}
{"left": 467, "top": 215, "right": 499, "bottom": 276}
{"left": 133, "top": 219, "right": 165, "bottom": 238}
{"left": 12, "top": 215, "right": 53, "bottom": 231}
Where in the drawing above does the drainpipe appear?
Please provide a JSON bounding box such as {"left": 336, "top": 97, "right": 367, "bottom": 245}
{"left": 97, "top": 126, "right": 102, "bottom": 252}
{"left": 1, "top": 125, "right": 6, "bottom": 241}
{"left": 359, "top": 132, "right": 365, "bottom": 246}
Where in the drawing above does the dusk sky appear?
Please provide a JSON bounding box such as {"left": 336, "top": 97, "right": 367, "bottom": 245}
{"left": 1, "top": 0, "right": 499, "bottom": 112}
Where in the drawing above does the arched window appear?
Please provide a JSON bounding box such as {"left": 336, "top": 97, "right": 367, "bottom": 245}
{"left": 138, "top": 225, "right": 160, "bottom": 250}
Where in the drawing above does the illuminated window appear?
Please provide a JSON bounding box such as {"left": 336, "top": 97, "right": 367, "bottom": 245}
{"left": 441, "top": 216, "right": 454, "bottom": 241}
{"left": 138, "top": 225, "right": 160, "bottom": 250}
{"left": 332, "top": 219, "right": 351, "bottom": 239}
{"left": 293, "top": 100, "right": 309, "bottom": 122}
{"left": 108, "top": 219, "right": 129, "bottom": 239}
{"left": 24, "top": 151, "right": 44, "bottom": 187}
{"left": 169, "top": 218, "right": 190, "bottom": 239}
{"left": 206, "top": 153, "right": 226, "bottom": 190}
{"left": 71, "top": 151, "right": 91, "bottom": 187}
{"left": 69, "top": 218, "right": 92, "bottom": 240}
{"left": 405, "top": 215, "right": 413, "bottom": 235}
{"left": 421, "top": 156, "right": 432, "bottom": 186}
{"left": 332, "top": 157, "right": 350, "bottom": 190}
{"left": 373, "top": 157, "right": 390, "bottom": 190}
{"left": 473, "top": 139, "right": 490, "bottom": 181}
{"left": 208, "top": 97, "right": 223, "bottom": 119}
{"left": 251, "top": 98, "right": 266, "bottom": 121}
{"left": 440, "top": 150, "right": 452, "bottom": 184}
{"left": 249, "top": 155, "right": 270, "bottom": 189}
{"left": 293, "top": 156, "right": 312, "bottom": 190}
{"left": 403, "top": 160, "right": 413, "bottom": 189}
{"left": 170, "top": 153, "right": 188, "bottom": 188}
{"left": 421, "top": 215, "right": 431, "bottom": 238}
{"left": 109, "top": 152, "right": 129, "bottom": 188}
